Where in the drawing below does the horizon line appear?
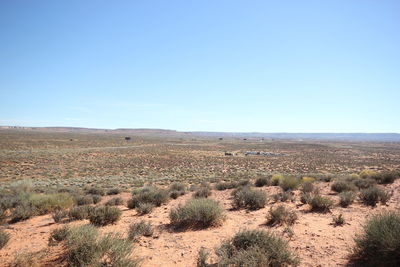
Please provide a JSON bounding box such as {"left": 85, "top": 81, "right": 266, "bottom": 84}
{"left": 1, "top": 125, "right": 399, "bottom": 134}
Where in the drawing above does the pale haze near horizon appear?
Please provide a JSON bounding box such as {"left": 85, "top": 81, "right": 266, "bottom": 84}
{"left": 0, "top": 1, "right": 399, "bottom": 133}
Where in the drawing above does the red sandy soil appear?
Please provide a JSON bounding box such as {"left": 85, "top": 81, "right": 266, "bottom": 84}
{"left": 1, "top": 180, "right": 400, "bottom": 267}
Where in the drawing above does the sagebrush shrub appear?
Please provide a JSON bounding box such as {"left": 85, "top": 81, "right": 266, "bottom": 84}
{"left": 331, "top": 180, "right": 357, "bottom": 193}
{"left": 0, "top": 229, "right": 10, "bottom": 249}
{"left": 107, "top": 188, "right": 121, "bottom": 195}
{"left": 105, "top": 197, "right": 124, "bottom": 206}
{"left": 65, "top": 224, "right": 101, "bottom": 267}
{"left": 371, "top": 171, "right": 399, "bottom": 184}
{"left": 267, "top": 205, "right": 298, "bottom": 226}
{"left": 338, "top": 191, "right": 356, "bottom": 207}
{"left": 332, "top": 214, "right": 345, "bottom": 226}
{"left": 301, "top": 181, "right": 314, "bottom": 193}
{"left": 9, "top": 251, "right": 40, "bottom": 267}
{"left": 271, "top": 174, "right": 283, "bottom": 186}
{"left": 76, "top": 195, "right": 94, "bottom": 206}
{"left": 52, "top": 224, "right": 139, "bottom": 267}
{"left": 169, "top": 182, "right": 186, "bottom": 192}
{"left": 196, "top": 247, "right": 209, "bottom": 267}
{"left": 128, "top": 220, "right": 153, "bottom": 241}
{"left": 68, "top": 205, "right": 94, "bottom": 221}
{"left": 193, "top": 186, "right": 212, "bottom": 199}
{"left": 352, "top": 211, "right": 400, "bottom": 266}
{"left": 27, "top": 193, "right": 74, "bottom": 215}
{"left": 279, "top": 176, "right": 301, "bottom": 191}
{"left": 254, "top": 177, "right": 271, "bottom": 187}
{"left": 238, "top": 179, "right": 250, "bottom": 187}
{"left": 169, "top": 190, "right": 185, "bottom": 199}
{"left": 86, "top": 187, "right": 105, "bottom": 196}
{"left": 92, "top": 194, "right": 102, "bottom": 204}
{"left": 128, "top": 186, "right": 169, "bottom": 208}
{"left": 48, "top": 226, "right": 70, "bottom": 246}
{"left": 232, "top": 187, "right": 266, "bottom": 210}
{"left": 52, "top": 209, "right": 68, "bottom": 223}
{"left": 135, "top": 202, "right": 154, "bottom": 215}
{"left": 310, "top": 195, "right": 334, "bottom": 213}
{"left": 170, "top": 198, "right": 224, "bottom": 229}
{"left": 272, "top": 191, "right": 294, "bottom": 203}
{"left": 10, "top": 202, "right": 35, "bottom": 223}
{"left": 353, "top": 178, "right": 375, "bottom": 189}
{"left": 89, "top": 206, "right": 122, "bottom": 226}
{"left": 359, "top": 169, "right": 377, "bottom": 178}
{"left": 216, "top": 229, "right": 299, "bottom": 266}
{"left": 359, "top": 186, "right": 390, "bottom": 206}
{"left": 215, "top": 181, "right": 238, "bottom": 191}
{"left": 300, "top": 193, "right": 312, "bottom": 205}
{"left": 0, "top": 208, "right": 7, "bottom": 224}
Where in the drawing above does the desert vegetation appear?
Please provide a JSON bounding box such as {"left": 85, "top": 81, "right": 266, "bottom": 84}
{"left": 351, "top": 211, "right": 400, "bottom": 266}
{"left": 0, "top": 131, "right": 400, "bottom": 266}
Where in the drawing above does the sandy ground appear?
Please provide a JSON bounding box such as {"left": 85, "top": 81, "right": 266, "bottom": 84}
{"left": 1, "top": 180, "right": 400, "bottom": 267}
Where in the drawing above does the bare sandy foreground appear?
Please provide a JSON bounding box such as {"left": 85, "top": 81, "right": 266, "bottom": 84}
{"left": 1, "top": 180, "right": 399, "bottom": 267}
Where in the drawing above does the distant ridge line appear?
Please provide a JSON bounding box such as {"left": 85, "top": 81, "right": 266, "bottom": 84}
{"left": 0, "top": 126, "right": 399, "bottom": 141}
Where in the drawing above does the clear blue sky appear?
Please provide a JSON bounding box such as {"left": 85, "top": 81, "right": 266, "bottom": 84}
{"left": 1, "top": 1, "right": 399, "bottom": 132}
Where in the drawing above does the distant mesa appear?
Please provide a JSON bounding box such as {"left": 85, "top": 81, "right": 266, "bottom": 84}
{"left": 0, "top": 126, "right": 399, "bottom": 141}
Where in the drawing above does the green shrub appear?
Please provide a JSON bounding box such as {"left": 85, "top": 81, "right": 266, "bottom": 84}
{"left": 0, "top": 194, "right": 18, "bottom": 210}
{"left": 170, "top": 198, "right": 224, "bottom": 229}
{"left": 48, "top": 226, "right": 70, "bottom": 246}
{"left": 52, "top": 209, "right": 68, "bottom": 223}
{"left": 89, "top": 206, "right": 122, "bottom": 226}
{"left": 310, "top": 195, "right": 334, "bottom": 213}
{"left": 128, "top": 186, "right": 169, "bottom": 208}
{"left": 332, "top": 214, "right": 345, "bottom": 226}
{"left": 9, "top": 251, "right": 41, "bottom": 267}
{"left": 272, "top": 191, "right": 294, "bottom": 203}
{"left": 135, "top": 202, "right": 154, "bottom": 215}
{"left": 193, "top": 186, "right": 212, "bottom": 198}
{"left": 105, "top": 197, "right": 124, "bottom": 206}
{"left": 196, "top": 247, "right": 209, "bottom": 267}
{"left": 267, "top": 205, "right": 298, "bottom": 226}
{"left": 10, "top": 202, "right": 35, "bottom": 223}
{"left": 271, "top": 174, "right": 284, "bottom": 186}
{"left": 169, "top": 182, "right": 186, "bottom": 192}
{"left": 76, "top": 195, "right": 94, "bottom": 205}
{"left": 128, "top": 220, "right": 153, "bottom": 241}
{"left": 338, "top": 191, "right": 356, "bottom": 207}
{"left": 92, "top": 194, "right": 102, "bottom": 204}
{"left": 359, "top": 186, "right": 391, "bottom": 206}
{"left": 98, "top": 233, "right": 139, "bottom": 267}
{"left": 232, "top": 187, "right": 266, "bottom": 210}
{"left": 331, "top": 180, "right": 357, "bottom": 193}
{"left": 255, "top": 177, "right": 271, "bottom": 187}
{"left": 353, "top": 178, "right": 376, "bottom": 189}
{"left": 359, "top": 169, "right": 376, "bottom": 178}
{"left": 352, "top": 211, "right": 400, "bottom": 266}
{"left": 27, "top": 193, "right": 74, "bottom": 215}
{"left": 0, "top": 229, "right": 10, "bottom": 249}
{"left": 215, "top": 181, "right": 238, "bottom": 191}
{"left": 169, "top": 190, "right": 185, "bottom": 199}
{"left": 0, "top": 208, "right": 7, "bottom": 224}
{"left": 68, "top": 205, "right": 94, "bottom": 221}
{"left": 279, "top": 176, "right": 301, "bottom": 191}
{"left": 86, "top": 187, "right": 105, "bottom": 196}
{"left": 216, "top": 229, "right": 299, "bottom": 266}
{"left": 107, "top": 188, "right": 121, "bottom": 195}
{"left": 301, "top": 181, "right": 314, "bottom": 193}
{"left": 300, "top": 193, "right": 312, "bottom": 204}
{"left": 54, "top": 224, "right": 139, "bottom": 267}
{"left": 238, "top": 179, "right": 250, "bottom": 187}
{"left": 368, "top": 171, "right": 398, "bottom": 184}
{"left": 65, "top": 224, "right": 101, "bottom": 267}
